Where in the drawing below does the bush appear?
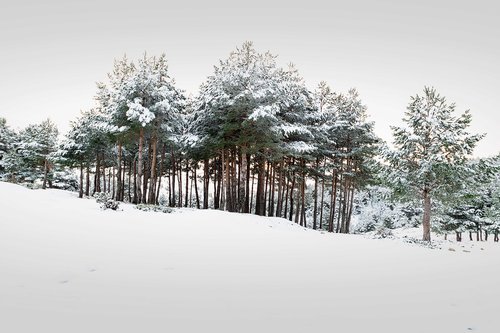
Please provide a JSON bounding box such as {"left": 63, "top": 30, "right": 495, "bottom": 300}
{"left": 94, "top": 192, "right": 120, "bottom": 211}
{"left": 135, "top": 204, "right": 173, "bottom": 214}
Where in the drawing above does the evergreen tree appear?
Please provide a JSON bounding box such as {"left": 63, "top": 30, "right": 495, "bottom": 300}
{"left": 0, "top": 117, "right": 15, "bottom": 177}
{"left": 5, "top": 119, "right": 59, "bottom": 188}
{"left": 384, "top": 87, "right": 483, "bottom": 241}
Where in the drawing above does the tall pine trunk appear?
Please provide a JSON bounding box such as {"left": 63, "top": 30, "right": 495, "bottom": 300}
{"left": 42, "top": 158, "right": 49, "bottom": 189}
{"left": 313, "top": 158, "right": 319, "bottom": 229}
{"left": 255, "top": 156, "right": 266, "bottom": 216}
{"left": 244, "top": 153, "right": 251, "bottom": 213}
{"left": 79, "top": 162, "right": 84, "bottom": 198}
{"left": 203, "top": 158, "right": 209, "bottom": 209}
{"left": 116, "top": 142, "right": 122, "bottom": 201}
{"left": 136, "top": 128, "right": 144, "bottom": 204}
{"left": 148, "top": 135, "right": 158, "bottom": 204}
{"left": 422, "top": 188, "right": 431, "bottom": 241}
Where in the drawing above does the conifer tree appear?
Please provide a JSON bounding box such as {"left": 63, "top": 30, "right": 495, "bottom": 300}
{"left": 385, "top": 87, "right": 483, "bottom": 241}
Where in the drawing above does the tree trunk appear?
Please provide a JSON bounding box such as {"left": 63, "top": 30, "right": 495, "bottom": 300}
{"left": 136, "top": 128, "right": 144, "bottom": 204}
{"left": 244, "top": 153, "right": 251, "bottom": 213}
{"left": 185, "top": 161, "right": 189, "bottom": 207}
{"left": 225, "top": 150, "right": 231, "bottom": 211}
{"left": 269, "top": 163, "right": 276, "bottom": 217}
{"left": 250, "top": 173, "right": 255, "bottom": 212}
{"left": 133, "top": 158, "right": 137, "bottom": 204}
{"left": 79, "top": 162, "right": 84, "bottom": 198}
{"left": 264, "top": 160, "right": 270, "bottom": 215}
{"left": 148, "top": 135, "right": 158, "bottom": 204}
{"left": 94, "top": 153, "right": 101, "bottom": 194}
{"left": 156, "top": 144, "right": 166, "bottom": 205}
{"left": 177, "top": 157, "right": 183, "bottom": 207}
{"left": 319, "top": 165, "right": 325, "bottom": 229}
{"left": 300, "top": 161, "right": 306, "bottom": 227}
{"left": 289, "top": 171, "right": 296, "bottom": 221}
{"left": 203, "top": 158, "right": 209, "bottom": 209}
{"left": 422, "top": 188, "right": 431, "bottom": 242}
{"left": 313, "top": 158, "right": 319, "bottom": 229}
{"left": 231, "top": 149, "right": 237, "bottom": 212}
{"left": 171, "top": 147, "right": 176, "bottom": 207}
{"left": 85, "top": 163, "right": 90, "bottom": 197}
{"left": 255, "top": 156, "right": 266, "bottom": 216}
{"left": 276, "top": 159, "right": 283, "bottom": 217}
{"left": 194, "top": 165, "right": 200, "bottom": 209}
{"left": 42, "top": 158, "right": 48, "bottom": 189}
{"left": 220, "top": 151, "right": 226, "bottom": 211}
{"left": 128, "top": 160, "right": 132, "bottom": 202}
{"left": 116, "top": 141, "right": 122, "bottom": 201}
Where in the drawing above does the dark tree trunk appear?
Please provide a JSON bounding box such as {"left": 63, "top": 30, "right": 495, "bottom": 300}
{"left": 255, "top": 156, "right": 266, "bottom": 216}
{"left": 148, "top": 135, "right": 158, "bottom": 204}
{"left": 79, "top": 162, "right": 84, "bottom": 198}
{"left": 220, "top": 151, "right": 226, "bottom": 210}
{"left": 42, "top": 158, "right": 49, "bottom": 189}
{"left": 128, "top": 160, "right": 132, "bottom": 202}
{"left": 215, "top": 157, "right": 221, "bottom": 209}
{"left": 194, "top": 165, "right": 200, "bottom": 209}
{"left": 116, "top": 141, "right": 122, "bottom": 201}
{"left": 203, "top": 158, "right": 209, "bottom": 209}
{"left": 133, "top": 159, "right": 138, "bottom": 204}
{"left": 300, "top": 160, "right": 306, "bottom": 227}
{"left": 111, "top": 168, "right": 115, "bottom": 198}
{"left": 185, "top": 161, "right": 189, "bottom": 207}
{"left": 250, "top": 173, "right": 255, "bottom": 212}
{"left": 85, "top": 163, "right": 90, "bottom": 197}
{"left": 171, "top": 147, "right": 176, "bottom": 207}
{"left": 177, "top": 157, "right": 183, "bottom": 207}
{"left": 288, "top": 170, "right": 296, "bottom": 222}
{"left": 276, "top": 159, "right": 283, "bottom": 217}
{"left": 264, "top": 160, "right": 270, "bottom": 215}
{"left": 329, "top": 171, "right": 337, "bottom": 233}
{"left": 313, "top": 158, "right": 319, "bottom": 229}
{"left": 136, "top": 128, "right": 144, "bottom": 204}
{"left": 422, "top": 188, "right": 431, "bottom": 242}
{"left": 319, "top": 167, "right": 325, "bottom": 230}
{"left": 244, "top": 153, "right": 251, "bottom": 213}
{"left": 269, "top": 163, "right": 276, "bottom": 217}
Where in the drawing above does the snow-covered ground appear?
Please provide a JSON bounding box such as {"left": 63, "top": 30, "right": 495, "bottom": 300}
{"left": 1, "top": 181, "right": 499, "bottom": 333}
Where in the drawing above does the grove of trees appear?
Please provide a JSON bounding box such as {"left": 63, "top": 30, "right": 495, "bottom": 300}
{"left": 1, "top": 42, "right": 497, "bottom": 241}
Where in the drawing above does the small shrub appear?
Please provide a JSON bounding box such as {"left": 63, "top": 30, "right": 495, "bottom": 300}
{"left": 374, "top": 225, "right": 393, "bottom": 239}
{"left": 94, "top": 192, "right": 120, "bottom": 211}
{"left": 135, "top": 204, "right": 173, "bottom": 214}
{"left": 102, "top": 199, "right": 120, "bottom": 211}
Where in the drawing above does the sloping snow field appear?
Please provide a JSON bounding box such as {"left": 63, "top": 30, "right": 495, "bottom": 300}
{"left": 1, "top": 181, "right": 499, "bottom": 333}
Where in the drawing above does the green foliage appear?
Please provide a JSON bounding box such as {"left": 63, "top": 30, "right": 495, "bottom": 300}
{"left": 384, "top": 87, "right": 483, "bottom": 198}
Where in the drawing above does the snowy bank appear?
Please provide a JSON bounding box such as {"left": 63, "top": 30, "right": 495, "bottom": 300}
{"left": 0, "top": 181, "right": 499, "bottom": 333}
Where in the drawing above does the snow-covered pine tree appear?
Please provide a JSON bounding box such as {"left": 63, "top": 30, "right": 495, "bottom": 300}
{"left": 104, "top": 53, "right": 184, "bottom": 204}
{"left": 12, "top": 119, "right": 59, "bottom": 188}
{"left": 194, "top": 42, "right": 282, "bottom": 214}
{"left": 274, "top": 64, "right": 315, "bottom": 224}
{"left": 385, "top": 87, "right": 484, "bottom": 241}
{"left": 0, "top": 117, "right": 15, "bottom": 177}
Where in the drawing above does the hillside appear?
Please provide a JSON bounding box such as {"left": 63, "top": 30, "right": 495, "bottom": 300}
{"left": 0, "top": 181, "right": 498, "bottom": 333}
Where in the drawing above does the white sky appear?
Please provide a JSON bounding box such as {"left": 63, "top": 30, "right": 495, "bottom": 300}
{"left": 0, "top": 0, "right": 498, "bottom": 157}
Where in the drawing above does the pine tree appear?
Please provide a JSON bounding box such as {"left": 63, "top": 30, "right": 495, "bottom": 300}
{"left": 0, "top": 117, "right": 15, "bottom": 177}
{"left": 385, "top": 87, "right": 484, "bottom": 241}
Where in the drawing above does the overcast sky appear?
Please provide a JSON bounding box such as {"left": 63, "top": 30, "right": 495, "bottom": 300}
{"left": 0, "top": 0, "right": 498, "bottom": 157}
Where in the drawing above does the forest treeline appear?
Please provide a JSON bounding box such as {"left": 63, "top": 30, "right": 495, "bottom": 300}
{"left": 1, "top": 42, "right": 499, "bottom": 241}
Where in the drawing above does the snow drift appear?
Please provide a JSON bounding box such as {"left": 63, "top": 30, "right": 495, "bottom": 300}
{"left": 0, "top": 181, "right": 498, "bottom": 333}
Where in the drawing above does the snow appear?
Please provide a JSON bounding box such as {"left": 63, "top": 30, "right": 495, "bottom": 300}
{"left": 1, "top": 181, "right": 499, "bottom": 333}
